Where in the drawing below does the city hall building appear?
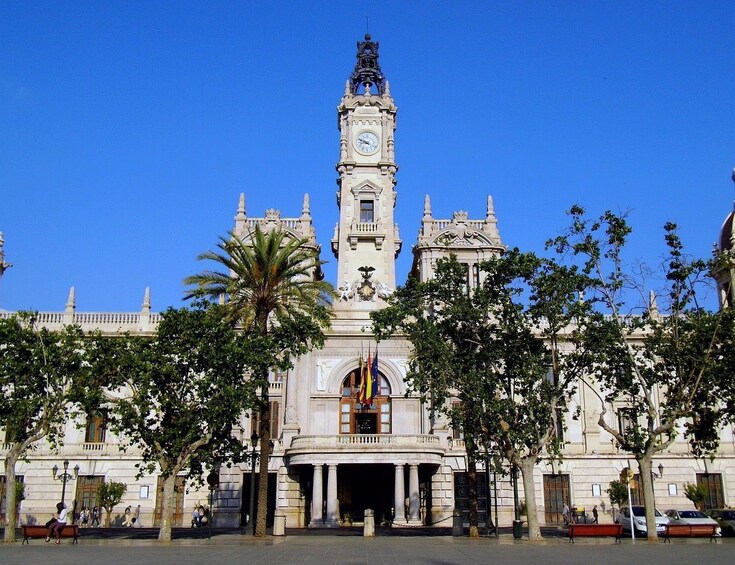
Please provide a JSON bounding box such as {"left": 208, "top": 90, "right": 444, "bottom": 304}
{"left": 2, "top": 36, "right": 734, "bottom": 530}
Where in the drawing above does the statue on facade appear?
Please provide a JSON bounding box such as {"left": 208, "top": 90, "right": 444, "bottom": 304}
{"left": 338, "top": 280, "right": 354, "bottom": 302}
{"left": 0, "top": 232, "right": 11, "bottom": 280}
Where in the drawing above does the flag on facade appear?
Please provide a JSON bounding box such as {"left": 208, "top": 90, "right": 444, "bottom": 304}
{"left": 371, "top": 347, "right": 379, "bottom": 400}
{"left": 365, "top": 348, "right": 374, "bottom": 405}
{"left": 357, "top": 354, "right": 366, "bottom": 404}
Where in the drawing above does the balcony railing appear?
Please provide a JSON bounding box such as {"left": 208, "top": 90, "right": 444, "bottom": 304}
{"left": 290, "top": 434, "right": 441, "bottom": 450}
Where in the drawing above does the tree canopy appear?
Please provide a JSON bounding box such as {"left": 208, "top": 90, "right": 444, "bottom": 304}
{"left": 184, "top": 226, "right": 334, "bottom": 536}
{"left": 99, "top": 304, "right": 261, "bottom": 541}
{"left": 372, "top": 250, "right": 595, "bottom": 540}
{"left": 549, "top": 206, "right": 734, "bottom": 541}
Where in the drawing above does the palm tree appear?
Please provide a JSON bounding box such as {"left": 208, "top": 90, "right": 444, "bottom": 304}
{"left": 185, "top": 225, "right": 333, "bottom": 536}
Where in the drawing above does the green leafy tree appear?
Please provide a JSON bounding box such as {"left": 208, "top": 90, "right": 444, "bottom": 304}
{"left": 96, "top": 481, "right": 127, "bottom": 527}
{"left": 550, "top": 206, "right": 732, "bottom": 542}
{"left": 683, "top": 483, "right": 707, "bottom": 511}
{"left": 100, "top": 304, "right": 261, "bottom": 541}
{"left": 372, "top": 251, "right": 594, "bottom": 540}
{"left": 185, "top": 226, "right": 334, "bottom": 537}
{"left": 0, "top": 313, "right": 88, "bottom": 543}
{"left": 606, "top": 479, "right": 628, "bottom": 519}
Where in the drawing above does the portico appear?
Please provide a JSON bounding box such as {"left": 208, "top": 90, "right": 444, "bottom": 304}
{"left": 287, "top": 435, "right": 442, "bottom": 527}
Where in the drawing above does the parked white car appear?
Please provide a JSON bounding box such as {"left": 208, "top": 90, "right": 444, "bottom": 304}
{"left": 665, "top": 509, "right": 721, "bottom": 535}
{"left": 616, "top": 506, "right": 669, "bottom": 536}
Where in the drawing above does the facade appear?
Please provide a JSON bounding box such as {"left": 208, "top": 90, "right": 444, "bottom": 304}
{"left": 2, "top": 36, "right": 735, "bottom": 531}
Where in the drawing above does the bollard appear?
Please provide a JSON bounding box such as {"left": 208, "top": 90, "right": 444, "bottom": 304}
{"left": 273, "top": 509, "right": 286, "bottom": 536}
{"left": 452, "top": 511, "right": 464, "bottom": 536}
{"left": 364, "top": 508, "right": 375, "bottom": 537}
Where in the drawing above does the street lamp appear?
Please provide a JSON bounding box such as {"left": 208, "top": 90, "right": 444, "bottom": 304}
{"left": 246, "top": 433, "right": 274, "bottom": 535}
{"left": 651, "top": 463, "right": 664, "bottom": 480}
{"left": 247, "top": 432, "right": 258, "bottom": 533}
{"left": 52, "top": 460, "right": 80, "bottom": 509}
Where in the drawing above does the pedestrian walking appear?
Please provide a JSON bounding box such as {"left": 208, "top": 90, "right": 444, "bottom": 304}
{"left": 592, "top": 505, "right": 599, "bottom": 524}
{"left": 91, "top": 506, "right": 101, "bottom": 527}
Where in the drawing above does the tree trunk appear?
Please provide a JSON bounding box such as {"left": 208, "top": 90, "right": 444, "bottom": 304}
{"left": 2, "top": 446, "right": 21, "bottom": 543}
{"left": 637, "top": 455, "right": 659, "bottom": 543}
{"left": 519, "top": 456, "right": 542, "bottom": 541}
{"left": 158, "top": 474, "right": 178, "bottom": 542}
{"left": 467, "top": 458, "right": 479, "bottom": 538}
{"left": 255, "top": 388, "right": 271, "bottom": 537}
{"left": 104, "top": 509, "right": 112, "bottom": 528}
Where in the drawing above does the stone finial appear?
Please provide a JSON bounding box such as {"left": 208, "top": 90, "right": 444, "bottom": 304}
{"left": 237, "top": 193, "right": 246, "bottom": 217}
{"left": 384, "top": 80, "right": 391, "bottom": 96}
{"left": 486, "top": 195, "right": 495, "bottom": 219}
{"left": 344, "top": 80, "right": 351, "bottom": 96}
{"left": 142, "top": 287, "right": 151, "bottom": 313}
{"left": 302, "top": 193, "right": 311, "bottom": 217}
{"left": 219, "top": 293, "right": 225, "bottom": 305}
{"left": 423, "top": 195, "right": 432, "bottom": 218}
{"left": 234, "top": 193, "right": 247, "bottom": 234}
{"left": 65, "top": 286, "right": 76, "bottom": 312}
{"left": 648, "top": 290, "right": 659, "bottom": 318}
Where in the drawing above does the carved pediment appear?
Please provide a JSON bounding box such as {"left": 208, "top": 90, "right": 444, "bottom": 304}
{"left": 350, "top": 180, "right": 383, "bottom": 198}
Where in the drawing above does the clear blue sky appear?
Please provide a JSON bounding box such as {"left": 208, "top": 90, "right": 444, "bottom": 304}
{"left": 1, "top": 1, "right": 733, "bottom": 312}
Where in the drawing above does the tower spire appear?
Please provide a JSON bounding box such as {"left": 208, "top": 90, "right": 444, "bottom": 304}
{"left": 349, "top": 34, "right": 386, "bottom": 95}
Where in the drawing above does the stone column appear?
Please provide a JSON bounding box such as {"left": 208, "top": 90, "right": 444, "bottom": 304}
{"left": 408, "top": 464, "right": 421, "bottom": 524}
{"left": 393, "top": 463, "right": 406, "bottom": 524}
{"left": 325, "top": 464, "right": 339, "bottom": 527}
{"left": 309, "top": 464, "right": 323, "bottom": 527}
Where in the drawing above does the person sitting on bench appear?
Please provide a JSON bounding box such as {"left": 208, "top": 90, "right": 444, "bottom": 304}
{"left": 46, "top": 502, "right": 68, "bottom": 544}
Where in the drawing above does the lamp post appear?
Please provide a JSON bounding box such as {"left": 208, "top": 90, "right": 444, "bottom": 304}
{"left": 206, "top": 471, "right": 219, "bottom": 540}
{"left": 247, "top": 432, "right": 258, "bottom": 533}
{"left": 52, "top": 460, "right": 80, "bottom": 509}
{"left": 651, "top": 463, "right": 664, "bottom": 480}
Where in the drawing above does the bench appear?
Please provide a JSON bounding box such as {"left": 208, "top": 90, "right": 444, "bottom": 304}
{"left": 22, "top": 524, "right": 79, "bottom": 544}
{"left": 662, "top": 523, "right": 718, "bottom": 543}
{"left": 568, "top": 523, "right": 623, "bottom": 543}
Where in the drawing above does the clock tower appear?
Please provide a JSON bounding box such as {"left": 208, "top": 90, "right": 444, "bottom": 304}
{"left": 331, "top": 35, "right": 401, "bottom": 312}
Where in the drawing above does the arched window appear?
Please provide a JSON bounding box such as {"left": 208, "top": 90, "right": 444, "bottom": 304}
{"left": 340, "top": 369, "right": 391, "bottom": 434}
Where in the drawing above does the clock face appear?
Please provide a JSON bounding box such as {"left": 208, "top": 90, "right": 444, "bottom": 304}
{"left": 355, "top": 131, "right": 379, "bottom": 154}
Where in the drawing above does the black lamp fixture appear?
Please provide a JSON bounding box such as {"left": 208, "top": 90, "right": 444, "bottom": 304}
{"left": 52, "top": 460, "right": 80, "bottom": 508}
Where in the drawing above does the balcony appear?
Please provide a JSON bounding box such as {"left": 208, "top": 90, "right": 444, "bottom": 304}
{"left": 286, "top": 434, "right": 445, "bottom": 465}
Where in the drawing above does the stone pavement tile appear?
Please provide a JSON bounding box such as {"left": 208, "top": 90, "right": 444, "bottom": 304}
{"left": 0, "top": 534, "right": 733, "bottom": 565}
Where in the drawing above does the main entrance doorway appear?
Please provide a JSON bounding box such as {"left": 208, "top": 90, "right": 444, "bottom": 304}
{"left": 337, "top": 464, "right": 393, "bottom": 525}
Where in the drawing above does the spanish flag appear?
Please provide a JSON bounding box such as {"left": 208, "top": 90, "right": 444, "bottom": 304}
{"left": 357, "top": 355, "right": 366, "bottom": 404}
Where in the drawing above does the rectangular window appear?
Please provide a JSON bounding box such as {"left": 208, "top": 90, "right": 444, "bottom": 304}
{"left": 0, "top": 475, "right": 24, "bottom": 523}
{"left": 360, "top": 200, "right": 374, "bottom": 223}
{"left": 85, "top": 413, "right": 107, "bottom": 443}
{"left": 555, "top": 408, "right": 564, "bottom": 442}
{"left": 617, "top": 408, "right": 635, "bottom": 435}
{"left": 250, "top": 401, "right": 280, "bottom": 440}
{"left": 460, "top": 264, "right": 470, "bottom": 295}
{"left": 451, "top": 401, "right": 463, "bottom": 439}
{"left": 472, "top": 264, "right": 480, "bottom": 288}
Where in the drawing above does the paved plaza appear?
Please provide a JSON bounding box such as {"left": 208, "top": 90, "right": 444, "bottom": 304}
{"left": 1, "top": 530, "right": 733, "bottom": 565}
